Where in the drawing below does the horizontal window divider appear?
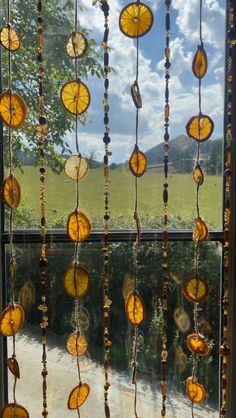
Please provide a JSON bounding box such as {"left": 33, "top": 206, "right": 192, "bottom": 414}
{"left": 2, "top": 229, "right": 224, "bottom": 244}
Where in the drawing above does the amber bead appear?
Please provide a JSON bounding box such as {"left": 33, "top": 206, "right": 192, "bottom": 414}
{"left": 39, "top": 257, "right": 48, "bottom": 268}
{"left": 221, "top": 378, "right": 227, "bottom": 390}
{"left": 219, "top": 344, "right": 230, "bottom": 356}
{"left": 105, "top": 405, "right": 110, "bottom": 418}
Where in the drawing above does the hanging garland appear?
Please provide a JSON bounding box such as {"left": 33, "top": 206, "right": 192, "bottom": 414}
{"left": 184, "top": 0, "right": 213, "bottom": 413}
{"left": 219, "top": 1, "right": 233, "bottom": 416}
{"left": 0, "top": 1, "right": 28, "bottom": 417}
{"left": 160, "top": 1, "right": 171, "bottom": 416}
{"left": 100, "top": 1, "right": 112, "bottom": 417}
{"left": 36, "top": 1, "right": 50, "bottom": 416}
{"left": 61, "top": 0, "right": 91, "bottom": 414}
{"left": 119, "top": 2, "right": 153, "bottom": 417}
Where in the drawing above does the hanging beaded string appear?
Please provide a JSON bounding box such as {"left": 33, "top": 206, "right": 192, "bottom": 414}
{"left": 119, "top": 2, "right": 153, "bottom": 417}
{"left": 0, "top": 1, "right": 28, "bottom": 416}
{"left": 36, "top": 1, "right": 49, "bottom": 416}
{"left": 101, "top": 1, "right": 112, "bottom": 417}
{"left": 131, "top": 10, "right": 142, "bottom": 418}
{"left": 160, "top": 1, "right": 171, "bottom": 417}
{"left": 60, "top": 0, "right": 91, "bottom": 415}
{"left": 219, "top": 1, "right": 234, "bottom": 416}
{"left": 184, "top": 0, "right": 214, "bottom": 415}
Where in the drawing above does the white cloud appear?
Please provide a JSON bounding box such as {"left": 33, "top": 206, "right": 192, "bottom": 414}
{"left": 157, "top": 37, "right": 193, "bottom": 77}
{"left": 172, "top": 0, "right": 225, "bottom": 48}
{"left": 64, "top": 0, "right": 225, "bottom": 162}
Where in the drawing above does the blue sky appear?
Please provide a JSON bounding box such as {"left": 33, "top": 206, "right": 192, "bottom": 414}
{"left": 66, "top": 0, "right": 225, "bottom": 163}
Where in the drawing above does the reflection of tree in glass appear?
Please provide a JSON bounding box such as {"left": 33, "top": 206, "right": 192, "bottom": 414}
{"left": 11, "top": 238, "right": 221, "bottom": 407}
{"left": 1, "top": 0, "right": 103, "bottom": 172}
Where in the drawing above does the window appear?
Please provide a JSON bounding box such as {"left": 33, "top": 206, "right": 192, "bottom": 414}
{"left": 1, "top": 1, "right": 235, "bottom": 417}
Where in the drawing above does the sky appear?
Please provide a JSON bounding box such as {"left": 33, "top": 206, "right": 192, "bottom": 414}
{"left": 65, "top": 0, "right": 225, "bottom": 163}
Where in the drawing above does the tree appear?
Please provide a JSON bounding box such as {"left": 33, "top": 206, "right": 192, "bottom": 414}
{"left": 1, "top": 0, "right": 103, "bottom": 172}
{"left": 207, "top": 139, "right": 223, "bottom": 175}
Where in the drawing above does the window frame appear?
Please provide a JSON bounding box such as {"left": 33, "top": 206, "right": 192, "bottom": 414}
{"left": 0, "top": 1, "right": 235, "bottom": 416}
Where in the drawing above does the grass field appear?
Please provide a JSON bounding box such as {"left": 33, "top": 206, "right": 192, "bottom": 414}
{"left": 14, "top": 166, "right": 222, "bottom": 229}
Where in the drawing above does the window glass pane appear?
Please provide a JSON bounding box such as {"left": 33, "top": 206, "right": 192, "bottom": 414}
{"left": 0, "top": 1, "right": 225, "bottom": 230}
{"left": 7, "top": 241, "right": 221, "bottom": 416}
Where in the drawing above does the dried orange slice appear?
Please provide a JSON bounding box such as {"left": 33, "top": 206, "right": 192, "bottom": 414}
{"left": 71, "top": 307, "right": 90, "bottom": 331}
{"left": 60, "top": 79, "right": 90, "bottom": 115}
{"left": 125, "top": 291, "right": 145, "bottom": 326}
{"left": 122, "top": 273, "right": 135, "bottom": 300}
{"left": 192, "top": 217, "right": 208, "bottom": 242}
{"left": 131, "top": 81, "right": 142, "bottom": 109}
{"left": 67, "top": 383, "right": 90, "bottom": 410}
{"left": 175, "top": 345, "right": 188, "bottom": 373}
{"left": 1, "top": 403, "right": 29, "bottom": 418}
{"left": 2, "top": 174, "right": 21, "bottom": 209}
{"left": 193, "top": 163, "right": 204, "bottom": 185}
{"left": 119, "top": 2, "right": 153, "bottom": 38}
{"left": 65, "top": 32, "right": 88, "bottom": 59}
{"left": 0, "top": 304, "right": 25, "bottom": 337}
{"left": 0, "top": 90, "right": 27, "bottom": 129}
{"left": 173, "top": 307, "right": 191, "bottom": 333}
{"left": 63, "top": 264, "right": 89, "bottom": 298}
{"left": 7, "top": 357, "right": 20, "bottom": 378}
{"left": 183, "top": 277, "right": 209, "bottom": 303}
{"left": 129, "top": 145, "right": 147, "bottom": 177}
{"left": 66, "top": 332, "right": 88, "bottom": 356}
{"left": 186, "top": 377, "right": 205, "bottom": 404}
{"left": 0, "top": 26, "right": 20, "bottom": 51}
{"left": 64, "top": 155, "right": 88, "bottom": 180}
{"left": 187, "top": 333, "right": 210, "bottom": 356}
{"left": 186, "top": 114, "right": 214, "bottom": 143}
{"left": 192, "top": 45, "right": 208, "bottom": 79}
{"left": 67, "top": 210, "right": 91, "bottom": 242}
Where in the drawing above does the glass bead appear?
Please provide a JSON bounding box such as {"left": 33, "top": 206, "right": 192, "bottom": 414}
{"left": 165, "top": 48, "right": 170, "bottom": 59}
{"left": 164, "top": 105, "right": 169, "bottom": 118}
{"left": 162, "top": 381, "right": 167, "bottom": 396}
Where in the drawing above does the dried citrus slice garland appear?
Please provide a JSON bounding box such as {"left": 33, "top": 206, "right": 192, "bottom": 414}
{"left": 1, "top": 174, "right": 21, "bottom": 208}
{"left": 125, "top": 291, "right": 145, "bottom": 326}
{"left": 1, "top": 403, "right": 29, "bottom": 418}
{"left": 63, "top": 265, "right": 89, "bottom": 298}
{"left": 0, "top": 304, "right": 25, "bottom": 337}
{"left": 67, "top": 210, "right": 91, "bottom": 242}
{"left": 183, "top": 277, "right": 209, "bottom": 303}
{"left": 0, "top": 26, "right": 20, "bottom": 51}
{"left": 187, "top": 333, "right": 210, "bottom": 356}
{"left": 60, "top": 79, "right": 90, "bottom": 115}
{"left": 192, "top": 45, "right": 208, "bottom": 79}
{"left": 193, "top": 163, "right": 204, "bottom": 185}
{"left": 129, "top": 144, "right": 147, "bottom": 177}
{"left": 67, "top": 383, "right": 90, "bottom": 410}
{"left": 185, "top": 0, "right": 212, "bottom": 410}
{"left": 186, "top": 114, "right": 214, "bottom": 143}
{"left": 186, "top": 377, "right": 206, "bottom": 404}
{"left": 192, "top": 217, "right": 208, "bottom": 242}
{"left": 65, "top": 31, "right": 88, "bottom": 59}
{"left": 0, "top": 90, "right": 27, "bottom": 129}
{"left": 66, "top": 332, "right": 88, "bottom": 356}
{"left": 64, "top": 155, "right": 88, "bottom": 180}
{"left": 119, "top": 2, "right": 153, "bottom": 38}
{"left": 7, "top": 357, "right": 20, "bottom": 379}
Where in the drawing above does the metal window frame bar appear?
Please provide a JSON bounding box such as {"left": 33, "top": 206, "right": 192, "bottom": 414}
{"left": 1, "top": 229, "right": 224, "bottom": 244}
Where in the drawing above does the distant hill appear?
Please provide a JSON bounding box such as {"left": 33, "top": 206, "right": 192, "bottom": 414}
{"left": 145, "top": 135, "right": 223, "bottom": 174}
